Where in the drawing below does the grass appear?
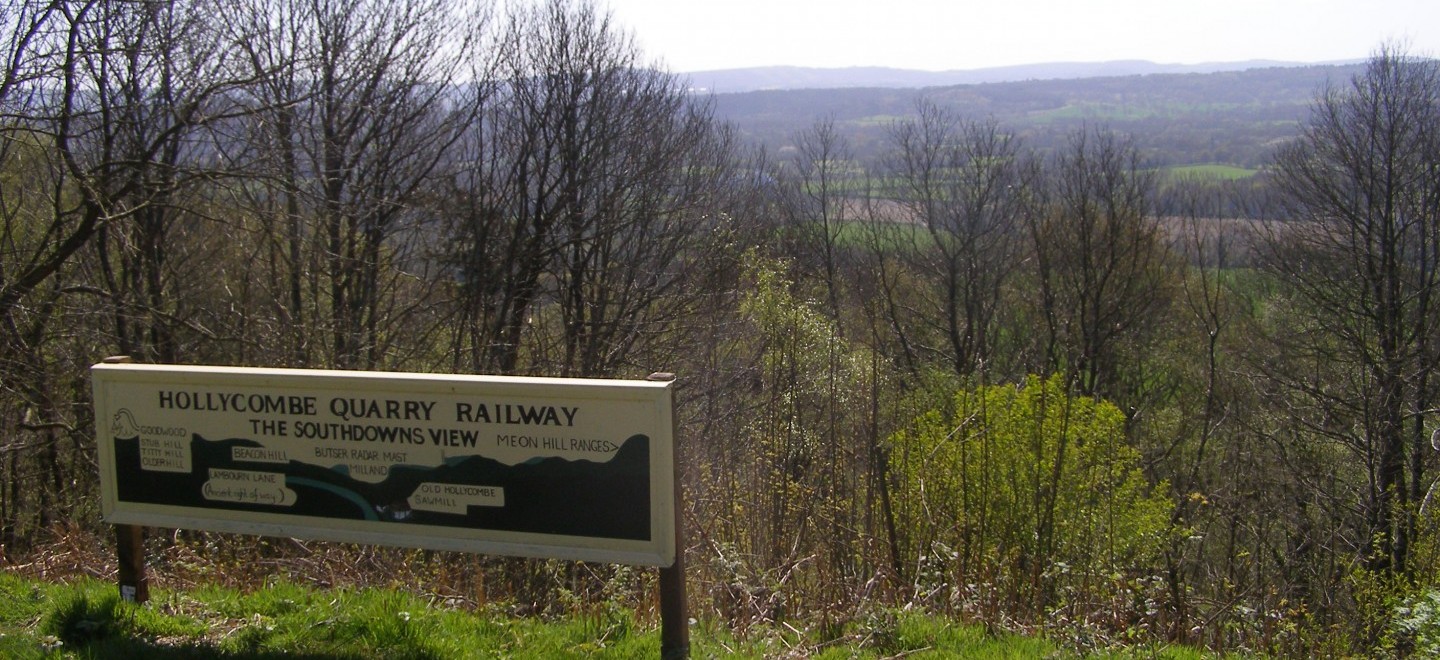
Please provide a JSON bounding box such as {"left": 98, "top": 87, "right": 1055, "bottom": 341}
{"left": 1162, "top": 163, "right": 1259, "bottom": 180}
{"left": 0, "top": 570, "right": 1234, "bottom": 659}
{"left": 2, "top": 572, "right": 654, "bottom": 659}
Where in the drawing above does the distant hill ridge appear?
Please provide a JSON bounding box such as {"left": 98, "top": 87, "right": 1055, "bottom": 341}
{"left": 702, "top": 62, "right": 1370, "bottom": 171}
{"left": 683, "top": 59, "right": 1358, "bottom": 93}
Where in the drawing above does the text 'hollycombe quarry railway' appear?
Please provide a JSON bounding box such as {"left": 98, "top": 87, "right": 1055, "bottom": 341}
{"left": 157, "top": 390, "right": 581, "bottom": 428}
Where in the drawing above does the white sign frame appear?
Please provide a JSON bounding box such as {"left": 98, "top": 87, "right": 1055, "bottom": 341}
{"left": 92, "top": 363, "right": 675, "bottom": 567}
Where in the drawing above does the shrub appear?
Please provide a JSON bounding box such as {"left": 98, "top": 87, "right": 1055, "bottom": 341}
{"left": 891, "top": 374, "right": 1171, "bottom": 618}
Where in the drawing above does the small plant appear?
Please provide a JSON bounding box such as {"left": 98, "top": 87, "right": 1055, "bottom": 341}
{"left": 41, "top": 590, "right": 122, "bottom": 646}
{"left": 1387, "top": 589, "right": 1440, "bottom": 658}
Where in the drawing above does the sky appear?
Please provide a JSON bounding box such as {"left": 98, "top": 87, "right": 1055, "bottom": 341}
{"left": 602, "top": 0, "right": 1440, "bottom": 73}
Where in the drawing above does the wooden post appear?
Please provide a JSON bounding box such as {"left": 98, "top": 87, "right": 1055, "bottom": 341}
{"left": 649, "top": 372, "right": 688, "bottom": 659}
{"left": 115, "top": 524, "right": 149, "bottom": 603}
{"left": 103, "top": 356, "right": 149, "bottom": 604}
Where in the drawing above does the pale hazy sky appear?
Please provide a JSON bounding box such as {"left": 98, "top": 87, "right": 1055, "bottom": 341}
{"left": 602, "top": 0, "right": 1440, "bottom": 72}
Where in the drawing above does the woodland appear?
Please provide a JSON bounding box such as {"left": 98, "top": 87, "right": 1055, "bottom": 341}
{"left": 4, "top": 0, "right": 1440, "bottom": 656}
{"left": 711, "top": 62, "right": 1363, "bottom": 170}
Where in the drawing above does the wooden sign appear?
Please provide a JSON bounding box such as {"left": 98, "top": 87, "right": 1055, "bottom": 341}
{"left": 92, "top": 363, "right": 676, "bottom": 566}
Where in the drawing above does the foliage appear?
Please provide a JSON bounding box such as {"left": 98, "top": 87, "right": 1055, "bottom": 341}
{"left": 698, "top": 249, "right": 889, "bottom": 624}
{"left": 890, "top": 374, "right": 1172, "bottom": 617}
{"left": 1385, "top": 589, "right": 1440, "bottom": 658}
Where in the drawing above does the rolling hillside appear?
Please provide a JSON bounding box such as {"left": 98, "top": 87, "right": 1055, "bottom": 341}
{"left": 683, "top": 59, "right": 1324, "bottom": 92}
{"left": 702, "top": 62, "right": 1365, "bottom": 169}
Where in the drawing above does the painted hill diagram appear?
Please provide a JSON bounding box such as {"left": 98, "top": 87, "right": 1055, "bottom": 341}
{"left": 111, "top": 433, "right": 652, "bottom": 541}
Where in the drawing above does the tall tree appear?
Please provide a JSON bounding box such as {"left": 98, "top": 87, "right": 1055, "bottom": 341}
{"left": 781, "top": 116, "right": 856, "bottom": 329}
{"left": 885, "top": 100, "right": 1032, "bottom": 378}
{"left": 226, "top": 0, "right": 488, "bottom": 369}
{"left": 87, "top": 0, "right": 260, "bottom": 365}
{"left": 1261, "top": 46, "right": 1440, "bottom": 575}
{"left": 447, "top": 0, "right": 733, "bottom": 378}
{"left": 1028, "top": 127, "right": 1173, "bottom": 403}
{"left": 0, "top": 0, "right": 260, "bottom": 547}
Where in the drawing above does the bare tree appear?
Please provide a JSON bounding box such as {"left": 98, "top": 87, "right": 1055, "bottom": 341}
{"left": 1260, "top": 46, "right": 1440, "bottom": 575}
{"left": 224, "top": 0, "right": 488, "bottom": 370}
{"left": 0, "top": 0, "right": 254, "bottom": 545}
{"left": 0, "top": 2, "right": 103, "bottom": 329}
{"left": 885, "top": 100, "right": 1033, "bottom": 378}
{"left": 1028, "top": 127, "right": 1173, "bottom": 402}
{"left": 85, "top": 0, "right": 263, "bottom": 364}
{"left": 780, "top": 116, "right": 857, "bottom": 328}
{"left": 446, "top": 0, "right": 735, "bottom": 378}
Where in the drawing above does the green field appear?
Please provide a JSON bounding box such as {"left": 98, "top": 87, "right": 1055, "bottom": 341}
{"left": 1162, "top": 163, "right": 1259, "bottom": 180}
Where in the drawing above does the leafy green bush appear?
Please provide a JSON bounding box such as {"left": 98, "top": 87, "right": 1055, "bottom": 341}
{"left": 1386, "top": 589, "right": 1440, "bottom": 657}
{"left": 891, "top": 374, "right": 1171, "bottom": 616}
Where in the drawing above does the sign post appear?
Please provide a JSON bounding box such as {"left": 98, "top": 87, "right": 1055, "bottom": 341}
{"left": 92, "top": 363, "right": 680, "bottom": 606}
{"left": 114, "top": 517, "right": 148, "bottom": 603}
{"left": 649, "top": 373, "right": 688, "bottom": 659}
{"left": 102, "top": 356, "right": 150, "bottom": 604}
